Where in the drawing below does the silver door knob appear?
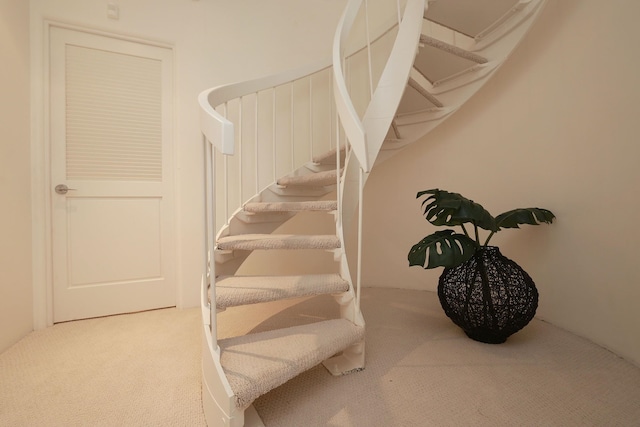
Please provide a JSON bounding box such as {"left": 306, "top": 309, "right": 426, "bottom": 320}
{"left": 55, "top": 184, "right": 76, "bottom": 195}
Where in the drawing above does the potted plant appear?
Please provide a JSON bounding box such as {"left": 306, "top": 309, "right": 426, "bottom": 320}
{"left": 408, "top": 189, "right": 555, "bottom": 344}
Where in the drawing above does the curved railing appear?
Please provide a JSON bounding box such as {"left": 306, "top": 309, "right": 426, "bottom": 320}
{"left": 333, "top": 0, "right": 425, "bottom": 315}
{"left": 198, "top": 1, "right": 427, "bottom": 422}
{"left": 333, "top": 0, "right": 425, "bottom": 173}
{"left": 199, "top": 59, "right": 338, "bottom": 344}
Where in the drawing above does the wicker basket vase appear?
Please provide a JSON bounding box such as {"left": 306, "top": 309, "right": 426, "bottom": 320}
{"left": 437, "top": 246, "right": 538, "bottom": 344}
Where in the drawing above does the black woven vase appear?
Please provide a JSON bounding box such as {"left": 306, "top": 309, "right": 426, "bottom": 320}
{"left": 437, "top": 246, "right": 538, "bottom": 344}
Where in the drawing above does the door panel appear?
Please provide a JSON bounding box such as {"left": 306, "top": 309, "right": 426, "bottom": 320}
{"left": 49, "top": 27, "right": 175, "bottom": 322}
{"left": 66, "top": 197, "right": 162, "bottom": 286}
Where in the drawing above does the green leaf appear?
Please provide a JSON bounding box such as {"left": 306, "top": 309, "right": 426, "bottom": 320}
{"left": 495, "top": 208, "right": 556, "bottom": 229}
{"left": 408, "top": 229, "right": 477, "bottom": 269}
{"left": 417, "top": 189, "right": 497, "bottom": 231}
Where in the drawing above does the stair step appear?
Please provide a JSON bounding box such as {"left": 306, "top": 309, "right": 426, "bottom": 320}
{"left": 219, "top": 319, "right": 365, "bottom": 409}
{"left": 217, "top": 234, "right": 340, "bottom": 251}
{"left": 419, "top": 34, "right": 487, "bottom": 64}
{"left": 214, "top": 274, "right": 349, "bottom": 309}
{"left": 312, "top": 145, "right": 346, "bottom": 165}
{"left": 408, "top": 77, "right": 443, "bottom": 108}
{"left": 277, "top": 169, "right": 339, "bottom": 187}
{"left": 244, "top": 200, "right": 337, "bottom": 213}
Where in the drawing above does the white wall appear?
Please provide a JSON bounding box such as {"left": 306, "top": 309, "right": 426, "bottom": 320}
{"left": 362, "top": 0, "right": 640, "bottom": 366}
{"left": 28, "top": 0, "right": 345, "bottom": 322}
{"left": 0, "top": 0, "right": 33, "bottom": 352}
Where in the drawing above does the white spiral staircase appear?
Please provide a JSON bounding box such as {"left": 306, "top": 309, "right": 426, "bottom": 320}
{"left": 198, "top": 0, "right": 547, "bottom": 425}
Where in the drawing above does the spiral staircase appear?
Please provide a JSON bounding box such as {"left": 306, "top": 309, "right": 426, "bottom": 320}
{"left": 198, "top": 0, "right": 548, "bottom": 425}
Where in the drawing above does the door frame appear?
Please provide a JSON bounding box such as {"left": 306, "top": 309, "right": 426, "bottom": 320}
{"left": 31, "top": 20, "right": 179, "bottom": 328}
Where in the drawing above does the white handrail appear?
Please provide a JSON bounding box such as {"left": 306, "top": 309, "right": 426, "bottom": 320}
{"left": 333, "top": 0, "right": 369, "bottom": 172}
{"left": 199, "top": 58, "right": 332, "bottom": 156}
{"left": 333, "top": 0, "right": 425, "bottom": 317}
{"left": 362, "top": 0, "right": 425, "bottom": 166}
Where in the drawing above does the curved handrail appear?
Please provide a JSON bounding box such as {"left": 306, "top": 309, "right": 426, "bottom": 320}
{"left": 332, "top": 0, "right": 425, "bottom": 172}
{"left": 362, "top": 0, "right": 425, "bottom": 167}
{"left": 332, "top": 0, "right": 368, "bottom": 171}
{"left": 198, "top": 58, "right": 332, "bottom": 155}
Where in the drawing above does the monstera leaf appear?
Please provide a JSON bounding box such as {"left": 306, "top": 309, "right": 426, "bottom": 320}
{"left": 408, "top": 229, "right": 478, "bottom": 269}
{"left": 417, "top": 189, "right": 497, "bottom": 231}
{"left": 495, "top": 208, "right": 556, "bottom": 230}
{"left": 410, "top": 189, "right": 555, "bottom": 270}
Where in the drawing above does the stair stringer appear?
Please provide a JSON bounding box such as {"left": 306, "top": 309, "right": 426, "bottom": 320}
{"left": 359, "top": 0, "right": 427, "bottom": 171}
{"left": 200, "top": 276, "right": 254, "bottom": 427}
{"left": 202, "top": 168, "right": 361, "bottom": 427}
{"left": 377, "top": 0, "right": 548, "bottom": 165}
{"left": 200, "top": 61, "right": 355, "bottom": 426}
{"left": 203, "top": 147, "right": 365, "bottom": 426}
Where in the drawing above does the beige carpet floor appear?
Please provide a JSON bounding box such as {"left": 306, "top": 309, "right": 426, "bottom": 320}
{"left": 1, "top": 288, "right": 639, "bottom": 426}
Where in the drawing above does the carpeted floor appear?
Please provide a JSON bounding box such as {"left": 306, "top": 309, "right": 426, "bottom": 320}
{"left": 1, "top": 288, "right": 639, "bottom": 426}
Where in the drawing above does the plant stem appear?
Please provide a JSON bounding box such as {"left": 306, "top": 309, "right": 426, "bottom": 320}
{"left": 483, "top": 231, "right": 496, "bottom": 247}
{"left": 473, "top": 223, "right": 480, "bottom": 247}
{"left": 461, "top": 224, "right": 470, "bottom": 238}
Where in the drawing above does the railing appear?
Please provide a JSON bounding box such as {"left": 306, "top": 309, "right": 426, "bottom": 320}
{"left": 333, "top": 0, "right": 425, "bottom": 317}
{"left": 199, "top": 60, "right": 339, "bottom": 342}
{"left": 198, "top": 0, "right": 426, "bottom": 342}
{"left": 199, "top": 60, "right": 339, "bottom": 234}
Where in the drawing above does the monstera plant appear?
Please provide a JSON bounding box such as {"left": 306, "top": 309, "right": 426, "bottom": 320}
{"left": 408, "top": 189, "right": 555, "bottom": 343}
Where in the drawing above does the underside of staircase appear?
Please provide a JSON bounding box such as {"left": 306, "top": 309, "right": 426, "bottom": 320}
{"left": 198, "top": 1, "right": 548, "bottom": 425}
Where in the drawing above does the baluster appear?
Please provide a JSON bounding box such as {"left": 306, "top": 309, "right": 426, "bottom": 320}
{"left": 356, "top": 166, "right": 364, "bottom": 314}
{"left": 272, "top": 87, "right": 277, "bottom": 183}
{"left": 335, "top": 112, "right": 343, "bottom": 229}
{"left": 290, "top": 83, "right": 295, "bottom": 170}
{"left": 309, "top": 76, "right": 314, "bottom": 161}
{"left": 204, "top": 135, "right": 214, "bottom": 334}
{"left": 223, "top": 102, "right": 229, "bottom": 226}
{"left": 238, "top": 96, "right": 243, "bottom": 206}
{"left": 329, "top": 71, "right": 335, "bottom": 150}
{"left": 255, "top": 92, "right": 259, "bottom": 195}
{"left": 364, "top": 0, "right": 374, "bottom": 99}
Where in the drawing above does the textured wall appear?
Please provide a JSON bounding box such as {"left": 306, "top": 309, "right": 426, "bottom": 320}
{"left": 362, "top": 0, "right": 640, "bottom": 366}
{"left": 0, "top": 0, "right": 33, "bottom": 352}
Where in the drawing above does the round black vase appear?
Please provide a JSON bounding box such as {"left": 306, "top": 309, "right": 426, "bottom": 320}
{"left": 437, "top": 246, "right": 538, "bottom": 344}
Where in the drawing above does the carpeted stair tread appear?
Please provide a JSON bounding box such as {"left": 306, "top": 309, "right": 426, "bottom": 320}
{"left": 243, "top": 200, "right": 337, "bottom": 213}
{"left": 419, "top": 34, "right": 488, "bottom": 64}
{"left": 215, "top": 274, "right": 349, "bottom": 309}
{"left": 217, "top": 234, "right": 340, "bottom": 251}
{"left": 312, "top": 145, "right": 346, "bottom": 165}
{"left": 277, "top": 169, "right": 338, "bottom": 187}
{"left": 219, "top": 319, "right": 365, "bottom": 409}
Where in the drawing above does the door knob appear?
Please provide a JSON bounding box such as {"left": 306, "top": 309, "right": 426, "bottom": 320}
{"left": 55, "top": 184, "right": 76, "bottom": 195}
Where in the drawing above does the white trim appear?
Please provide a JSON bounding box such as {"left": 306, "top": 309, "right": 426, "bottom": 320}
{"left": 31, "top": 17, "right": 53, "bottom": 329}
{"left": 31, "top": 19, "right": 179, "bottom": 326}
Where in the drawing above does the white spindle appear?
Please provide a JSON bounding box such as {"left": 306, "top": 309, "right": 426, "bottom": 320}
{"left": 335, "top": 113, "right": 342, "bottom": 229}
{"left": 364, "top": 0, "right": 375, "bottom": 99}
{"left": 356, "top": 166, "right": 364, "bottom": 313}
{"left": 290, "top": 83, "right": 295, "bottom": 169}
{"left": 223, "top": 102, "right": 229, "bottom": 225}
{"left": 309, "top": 77, "right": 314, "bottom": 161}
{"left": 209, "top": 141, "right": 216, "bottom": 338}
{"left": 272, "top": 87, "right": 277, "bottom": 182}
{"left": 204, "top": 135, "right": 215, "bottom": 338}
{"left": 238, "top": 96, "right": 243, "bottom": 204}
{"left": 255, "top": 92, "right": 259, "bottom": 194}
{"left": 329, "top": 74, "right": 335, "bottom": 150}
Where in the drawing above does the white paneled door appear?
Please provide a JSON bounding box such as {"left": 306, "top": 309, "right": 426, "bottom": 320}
{"left": 49, "top": 27, "right": 176, "bottom": 322}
